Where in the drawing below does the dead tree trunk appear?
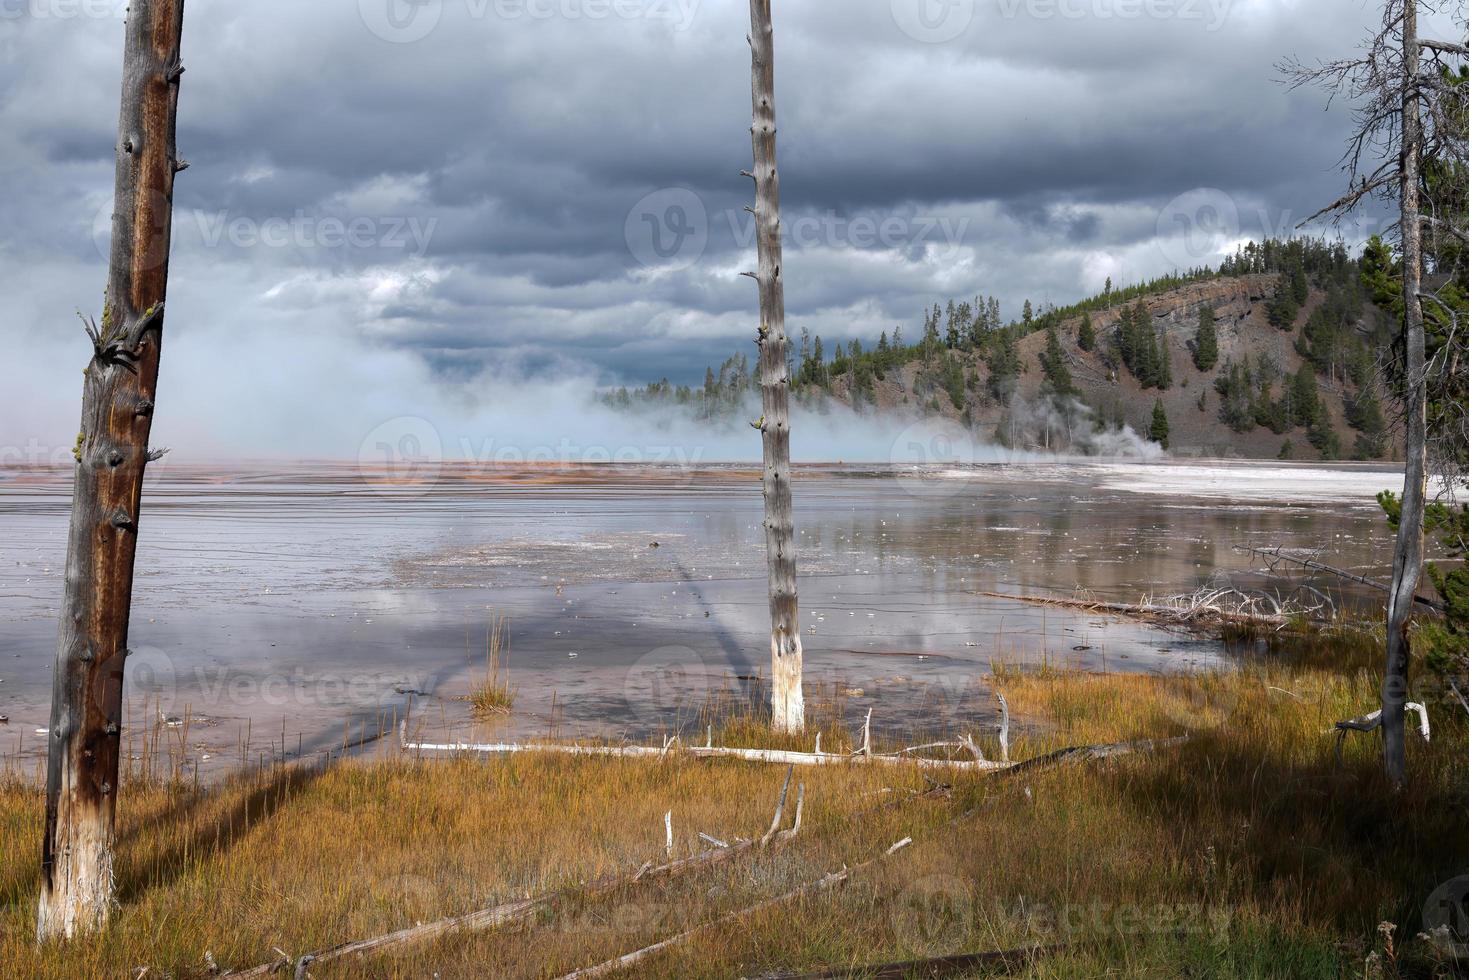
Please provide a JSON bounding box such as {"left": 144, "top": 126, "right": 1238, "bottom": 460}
{"left": 1384, "top": 0, "right": 1426, "bottom": 787}
{"left": 38, "top": 0, "right": 187, "bottom": 940}
{"left": 745, "top": 0, "right": 803, "bottom": 733}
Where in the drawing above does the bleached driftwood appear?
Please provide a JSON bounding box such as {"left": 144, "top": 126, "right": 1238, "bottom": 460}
{"left": 1332, "top": 703, "right": 1431, "bottom": 765}
{"left": 995, "top": 690, "right": 1010, "bottom": 764}
{"left": 759, "top": 766, "right": 793, "bottom": 846}
{"left": 398, "top": 722, "right": 1010, "bottom": 772}
{"left": 976, "top": 589, "right": 1294, "bottom": 629}
{"left": 551, "top": 839, "right": 914, "bottom": 980}
{"left": 226, "top": 770, "right": 805, "bottom": 977}
{"left": 238, "top": 728, "right": 1180, "bottom": 977}
{"left": 1334, "top": 704, "right": 1430, "bottom": 739}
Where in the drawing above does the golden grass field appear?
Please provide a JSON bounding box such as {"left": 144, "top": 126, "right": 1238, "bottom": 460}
{"left": 2, "top": 625, "right": 1466, "bottom": 978}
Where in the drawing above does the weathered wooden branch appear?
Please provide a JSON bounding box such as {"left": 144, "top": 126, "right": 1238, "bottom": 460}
{"left": 747, "top": 0, "right": 803, "bottom": 733}
{"left": 1333, "top": 702, "right": 1431, "bottom": 766}
{"left": 974, "top": 590, "right": 1293, "bottom": 629}
{"left": 238, "top": 729, "right": 1185, "bottom": 976}
{"left": 39, "top": 0, "right": 188, "bottom": 942}
{"left": 551, "top": 838, "right": 913, "bottom": 980}
{"left": 1420, "top": 37, "right": 1469, "bottom": 57}
{"left": 759, "top": 765, "right": 793, "bottom": 846}
{"left": 995, "top": 690, "right": 1010, "bottom": 764}
{"left": 1297, "top": 170, "right": 1396, "bottom": 225}
{"left": 1335, "top": 703, "right": 1430, "bottom": 738}
{"left": 1234, "top": 545, "right": 1445, "bottom": 613}
{"left": 1449, "top": 678, "right": 1469, "bottom": 718}
{"left": 997, "top": 737, "right": 1190, "bottom": 779}
{"left": 228, "top": 772, "right": 806, "bottom": 977}
{"left": 1423, "top": 213, "right": 1469, "bottom": 245}
{"left": 552, "top": 732, "right": 1194, "bottom": 978}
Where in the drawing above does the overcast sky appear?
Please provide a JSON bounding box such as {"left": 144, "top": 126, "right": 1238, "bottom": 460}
{"left": 0, "top": 0, "right": 1427, "bottom": 459}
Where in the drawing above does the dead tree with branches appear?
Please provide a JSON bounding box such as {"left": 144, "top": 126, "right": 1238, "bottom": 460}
{"left": 1282, "top": 0, "right": 1468, "bottom": 785}
{"left": 38, "top": 0, "right": 188, "bottom": 940}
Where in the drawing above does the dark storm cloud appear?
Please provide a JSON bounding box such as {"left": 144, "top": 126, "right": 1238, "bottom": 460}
{"left": 0, "top": 0, "right": 1422, "bottom": 456}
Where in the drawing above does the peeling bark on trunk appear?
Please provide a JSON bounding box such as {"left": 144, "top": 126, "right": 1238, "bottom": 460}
{"left": 747, "top": 0, "right": 802, "bottom": 733}
{"left": 38, "top": 0, "right": 187, "bottom": 940}
{"left": 1384, "top": 0, "right": 1426, "bottom": 788}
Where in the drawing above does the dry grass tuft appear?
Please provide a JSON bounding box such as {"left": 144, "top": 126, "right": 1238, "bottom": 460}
{"left": 468, "top": 616, "right": 516, "bottom": 715}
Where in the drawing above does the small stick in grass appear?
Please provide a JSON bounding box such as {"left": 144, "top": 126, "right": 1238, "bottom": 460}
{"left": 225, "top": 770, "right": 808, "bottom": 977}
{"left": 776, "top": 784, "right": 804, "bottom": 843}
{"left": 994, "top": 690, "right": 1010, "bottom": 764}
{"left": 760, "top": 765, "right": 794, "bottom": 847}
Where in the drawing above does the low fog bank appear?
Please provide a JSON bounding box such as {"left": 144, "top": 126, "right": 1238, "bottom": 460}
{"left": 8, "top": 285, "right": 1162, "bottom": 468}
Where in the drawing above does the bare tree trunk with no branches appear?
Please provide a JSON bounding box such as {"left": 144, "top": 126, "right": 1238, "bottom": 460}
{"left": 746, "top": 0, "right": 803, "bottom": 733}
{"left": 1384, "top": 0, "right": 1427, "bottom": 787}
{"left": 38, "top": 0, "right": 187, "bottom": 940}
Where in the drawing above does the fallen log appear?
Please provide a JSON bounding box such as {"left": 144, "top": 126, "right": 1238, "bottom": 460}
{"left": 999, "top": 736, "right": 1191, "bottom": 778}
{"left": 549, "top": 738, "right": 1189, "bottom": 977}
{"left": 399, "top": 722, "right": 1010, "bottom": 772}
{"left": 225, "top": 769, "right": 804, "bottom": 977}
{"left": 551, "top": 838, "right": 915, "bottom": 980}
{"left": 955, "top": 737, "right": 1190, "bottom": 823}
{"left": 747, "top": 942, "right": 1069, "bottom": 979}
{"left": 234, "top": 730, "right": 1182, "bottom": 976}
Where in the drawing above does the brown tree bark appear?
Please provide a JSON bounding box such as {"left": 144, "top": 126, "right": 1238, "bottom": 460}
{"left": 1384, "top": 0, "right": 1426, "bottom": 787}
{"left": 38, "top": 0, "right": 188, "bottom": 940}
{"left": 746, "top": 0, "right": 803, "bottom": 732}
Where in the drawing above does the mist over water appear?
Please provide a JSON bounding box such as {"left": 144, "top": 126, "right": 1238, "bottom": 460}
{"left": 10, "top": 298, "right": 1161, "bottom": 467}
{"left": 102, "top": 331, "right": 1165, "bottom": 465}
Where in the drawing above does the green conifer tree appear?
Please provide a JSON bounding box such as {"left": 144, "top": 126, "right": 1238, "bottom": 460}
{"left": 1149, "top": 399, "right": 1170, "bottom": 449}
{"left": 1077, "top": 312, "right": 1097, "bottom": 352}
{"left": 1193, "top": 305, "right": 1219, "bottom": 371}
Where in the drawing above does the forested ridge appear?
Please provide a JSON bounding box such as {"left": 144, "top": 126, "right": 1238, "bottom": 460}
{"left": 604, "top": 238, "right": 1397, "bottom": 460}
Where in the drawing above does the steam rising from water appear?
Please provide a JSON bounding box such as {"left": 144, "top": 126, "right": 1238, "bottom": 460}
{"left": 1001, "top": 395, "right": 1165, "bottom": 461}
{"left": 15, "top": 319, "right": 1161, "bottom": 465}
